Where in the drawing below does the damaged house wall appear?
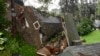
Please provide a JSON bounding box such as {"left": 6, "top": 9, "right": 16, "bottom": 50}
{"left": 13, "top": 0, "right": 64, "bottom": 49}
{"left": 24, "top": 7, "right": 64, "bottom": 48}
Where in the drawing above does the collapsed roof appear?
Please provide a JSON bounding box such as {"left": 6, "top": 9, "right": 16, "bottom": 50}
{"left": 28, "top": 7, "right": 62, "bottom": 23}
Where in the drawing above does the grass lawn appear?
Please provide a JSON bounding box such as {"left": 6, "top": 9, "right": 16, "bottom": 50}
{"left": 81, "top": 30, "right": 100, "bottom": 44}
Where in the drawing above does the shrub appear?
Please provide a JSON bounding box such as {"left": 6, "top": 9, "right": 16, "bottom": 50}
{"left": 77, "top": 18, "right": 94, "bottom": 36}
{"left": 0, "top": 31, "right": 37, "bottom": 56}
{"left": 0, "top": 0, "right": 11, "bottom": 30}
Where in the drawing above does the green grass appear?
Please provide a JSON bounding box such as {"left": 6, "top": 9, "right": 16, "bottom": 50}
{"left": 0, "top": 30, "right": 37, "bottom": 56}
{"left": 81, "top": 30, "right": 100, "bottom": 44}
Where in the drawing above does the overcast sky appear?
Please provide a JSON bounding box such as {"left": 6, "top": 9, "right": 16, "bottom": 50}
{"left": 24, "top": 0, "right": 60, "bottom": 11}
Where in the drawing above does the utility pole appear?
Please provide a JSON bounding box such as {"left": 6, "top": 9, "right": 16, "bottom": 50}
{"left": 11, "top": 0, "right": 17, "bottom": 36}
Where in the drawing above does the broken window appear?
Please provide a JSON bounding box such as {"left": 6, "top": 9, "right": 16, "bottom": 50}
{"left": 33, "top": 21, "right": 40, "bottom": 30}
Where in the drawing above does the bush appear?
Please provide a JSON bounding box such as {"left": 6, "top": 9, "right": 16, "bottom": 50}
{"left": 0, "top": 0, "right": 11, "bottom": 30}
{"left": 0, "top": 31, "right": 37, "bottom": 56}
{"left": 77, "top": 18, "right": 94, "bottom": 36}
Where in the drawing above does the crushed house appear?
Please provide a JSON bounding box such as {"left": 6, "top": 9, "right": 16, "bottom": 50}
{"left": 13, "top": 0, "right": 69, "bottom": 49}
{"left": 11, "top": 0, "right": 83, "bottom": 56}
{"left": 24, "top": 7, "right": 65, "bottom": 48}
{"left": 9, "top": 0, "right": 100, "bottom": 56}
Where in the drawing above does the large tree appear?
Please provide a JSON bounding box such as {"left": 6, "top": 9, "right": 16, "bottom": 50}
{"left": 60, "top": 0, "right": 81, "bottom": 45}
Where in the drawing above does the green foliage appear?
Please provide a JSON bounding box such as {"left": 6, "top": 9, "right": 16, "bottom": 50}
{"left": 0, "top": 32, "right": 7, "bottom": 51}
{"left": 97, "top": 0, "right": 100, "bottom": 15}
{"left": 0, "top": 0, "right": 36, "bottom": 56}
{"left": 0, "top": 31, "right": 11, "bottom": 56}
{"left": 0, "top": 38, "right": 5, "bottom": 51}
{"left": 0, "top": 17, "right": 11, "bottom": 30}
{"left": 0, "top": 0, "right": 6, "bottom": 16}
{"left": 0, "top": 0, "right": 11, "bottom": 30}
{"left": 0, "top": 49, "right": 11, "bottom": 56}
{"left": 0, "top": 31, "right": 37, "bottom": 56}
{"left": 77, "top": 18, "right": 94, "bottom": 36}
{"left": 19, "top": 43, "right": 37, "bottom": 56}
{"left": 8, "top": 38, "right": 20, "bottom": 53}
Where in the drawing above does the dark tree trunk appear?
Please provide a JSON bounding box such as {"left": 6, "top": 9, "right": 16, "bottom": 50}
{"left": 61, "top": 0, "right": 81, "bottom": 45}
{"left": 64, "top": 13, "right": 81, "bottom": 45}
